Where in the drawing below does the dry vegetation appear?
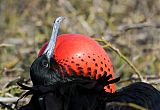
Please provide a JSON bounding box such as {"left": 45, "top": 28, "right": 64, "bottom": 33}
{"left": 0, "top": 0, "right": 160, "bottom": 109}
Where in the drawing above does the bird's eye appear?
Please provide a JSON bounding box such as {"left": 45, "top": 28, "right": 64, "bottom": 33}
{"left": 41, "top": 60, "right": 49, "bottom": 68}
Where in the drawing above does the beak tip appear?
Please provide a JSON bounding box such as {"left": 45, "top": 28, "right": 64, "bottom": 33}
{"left": 54, "top": 16, "right": 65, "bottom": 24}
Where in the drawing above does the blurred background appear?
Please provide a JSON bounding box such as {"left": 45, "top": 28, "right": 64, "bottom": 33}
{"left": 0, "top": 0, "right": 160, "bottom": 108}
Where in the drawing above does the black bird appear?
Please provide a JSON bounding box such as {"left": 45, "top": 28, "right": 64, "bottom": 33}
{"left": 18, "top": 17, "right": 160, "bottom": 110}
{"left": 18, "top": 52, "right": 160, "bottom": 110}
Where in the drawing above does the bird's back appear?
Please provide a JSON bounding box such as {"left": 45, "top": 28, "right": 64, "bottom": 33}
{"left": 105, "top": 82, "right": 160, "bottom": 110}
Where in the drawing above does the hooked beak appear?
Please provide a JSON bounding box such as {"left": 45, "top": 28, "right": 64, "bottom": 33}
{"left": 43, "top": 16, "right": 65, "bottom": 62}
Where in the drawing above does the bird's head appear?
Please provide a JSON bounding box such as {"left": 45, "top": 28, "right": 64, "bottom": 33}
{"left": 30, "top": 17, "right": 65, "bottom": 86}
{"left": 31, "top": 17, "right": 116, "bottom": 92}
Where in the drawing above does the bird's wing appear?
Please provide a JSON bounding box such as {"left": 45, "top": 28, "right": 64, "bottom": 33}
{"left": 105, "top": 82, "right": 160, "bottom": 110}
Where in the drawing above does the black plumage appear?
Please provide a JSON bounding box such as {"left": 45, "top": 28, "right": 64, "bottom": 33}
{"left": 30, "top": 54, "right": 63, "bottom": 86}
{"left": 105, "top": 82, "right": 160, "bottom": 110}
{"left": 18, "top": 79, "right": 160, "bottom": 110}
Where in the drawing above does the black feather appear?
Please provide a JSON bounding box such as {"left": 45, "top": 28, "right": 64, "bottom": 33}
{"left": 18, "top": 81, "right": 160, "bottom": 110}
{"left": 105, "top": 82, "right": 160, "bottom": 110}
